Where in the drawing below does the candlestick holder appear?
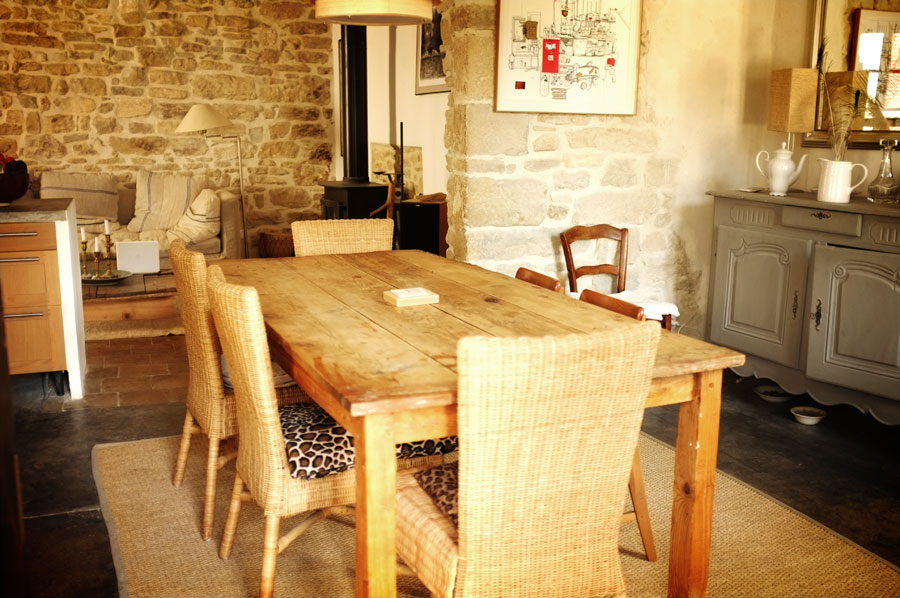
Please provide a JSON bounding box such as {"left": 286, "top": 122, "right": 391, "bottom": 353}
{"left": 92, "top": 251, "right": 101, "bottom": 279}
{"left": 80, "top": 240, "right": 87, "bottom": 278}
{"left": 100, "top": 234, "right": 114, "bottom": 278}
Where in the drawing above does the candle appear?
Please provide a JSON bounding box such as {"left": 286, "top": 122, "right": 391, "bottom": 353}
{"left": 104, "top": 219, "right": 110, "bottom": 235}
{"left": 81, "top": 227, "right": 86, "bottom": 242}
{"left": 94, "top": 236, "right": 100, "bottom": 253}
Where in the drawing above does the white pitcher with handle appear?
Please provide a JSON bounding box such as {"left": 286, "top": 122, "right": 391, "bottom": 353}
{"left": 817, "top": 159, "right": 868, "bottom": 204}
{"left": 756, "top": 142, "right": 807, "bottom": 196}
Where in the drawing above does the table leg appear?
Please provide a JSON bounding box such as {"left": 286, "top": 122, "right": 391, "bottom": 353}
{"left": 355, "top": 413, "right": 398, "bottom": 598}
{"left": 667, "top": 369, "right": 722, "bottom": 598}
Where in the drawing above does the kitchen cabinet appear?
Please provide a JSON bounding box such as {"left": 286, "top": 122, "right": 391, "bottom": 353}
{"left": 708, "top": 191, "right": 900, "bottom": 424}
{"left": 0, "top": 200, "right": 85, "bottom": 399}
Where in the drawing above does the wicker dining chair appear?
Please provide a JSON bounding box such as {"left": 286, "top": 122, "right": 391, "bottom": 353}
{"left": 560, "top": 223, "right": 679, "bottom": 330}
{"left": 206, "top": 266, "right": 456, "bottom": 598}
{"left": 291, "top": 218, "right": 394, "bottom": 257}
{"left": 580, "top": 287, "right": 657, "bottom": 562}
{"left": 395, "top": 324, "right": 661, "bottom": 598}
{"left": 515, "top": 267, "right": 564, "bottom": 293}
{"left": 169, "top": 240, "right": 309, "bottom": 541}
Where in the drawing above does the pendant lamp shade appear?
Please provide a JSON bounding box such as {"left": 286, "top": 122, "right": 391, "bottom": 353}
{"left": 767, "top": 68, "right": 817, "bottom": 133}
{"left": 315, "top": 0, "right": 432, "bottom": 26}
{"left": 175, "top": 104, "right": 232, "bottom": 134}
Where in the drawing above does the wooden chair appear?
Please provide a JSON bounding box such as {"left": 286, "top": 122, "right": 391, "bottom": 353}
{"left": 514, "top": 267, "right": 564, "bottom": 293}
{"left": 206, "top": 266, "right": 456, "bottom": 598}
{"left": 394, "top": 325, "right": 660, "bottom": 598}
{"left": 169, "top": 240, "right": 309, "bottom": 541}
{"left": 560, "top": 223, "right": 678, "bottom": 330}
{"left": 290, "top": 218, "right": 394, "bottom": 257}
{"left": 580, "top": 287, "right": 657, "bottom": 562}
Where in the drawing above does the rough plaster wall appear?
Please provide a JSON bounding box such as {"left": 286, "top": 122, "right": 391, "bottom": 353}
{"left": 0, "top": 0, "right": 334, "bottom": 253}
{"left": 441, "top": 0, "right": 799, "bottom": 338}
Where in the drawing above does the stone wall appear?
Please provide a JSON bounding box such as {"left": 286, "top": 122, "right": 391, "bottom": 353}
{"left": 0, "top": 0, "right": 333, "bottom": 253}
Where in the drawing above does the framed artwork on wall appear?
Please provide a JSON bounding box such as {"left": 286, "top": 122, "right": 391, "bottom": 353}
{"left": 495, "top": 0, "right": 642, "bottom": 114}
{"left": 416, "top": 8, "right": 449, "bottom": 94}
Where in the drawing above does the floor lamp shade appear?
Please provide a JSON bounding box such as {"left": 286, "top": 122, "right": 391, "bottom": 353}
{"left": 767, "top": 68, "right": 817, "bottom": 133}
{"left": 175, "top": 104, "right": 232, "bottom": 133}
{"left": 315, "top": 0, "right": 432, "bottom": 25}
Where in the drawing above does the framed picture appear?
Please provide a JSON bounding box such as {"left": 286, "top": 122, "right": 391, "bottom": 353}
{"left": 494, "top": 0, "right": 642, "bottom": 115}
{"left": 416, "top": 8, "right": 449, "bottom": 94}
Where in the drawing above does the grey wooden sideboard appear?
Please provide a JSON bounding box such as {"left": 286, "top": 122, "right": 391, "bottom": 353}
{"left": 707, "top": 190, "right": 900, "bottom": 424}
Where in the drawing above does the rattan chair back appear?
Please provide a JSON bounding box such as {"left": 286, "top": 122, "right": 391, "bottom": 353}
{"left": 454, "top": 324, "right": 660, "bottom": 597}
{"left": 170, "top": 239, "right": 226, "bottom": 436}
{"left": 207, "top": 265, "right": 288, "bottom": 508}
{"left": 291, "top": 218, "right": 394, "bottom": 257}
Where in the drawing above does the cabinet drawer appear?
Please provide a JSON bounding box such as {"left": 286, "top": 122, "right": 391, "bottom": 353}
{"left": 781, "top": 206, "right": 862, "bottom": 237}
{"left": 3, "top": 304, "right": 66, "bottom": 374}
{"left": 0, "top": 222, "right": 57, "bottom": 252}
{"left": 0, "top": 250, "right": 61, "bottom": 309}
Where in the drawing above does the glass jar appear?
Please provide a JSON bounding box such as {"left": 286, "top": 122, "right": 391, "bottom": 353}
{"left": 866, "top": 139, "right": 900, "bottom": 203}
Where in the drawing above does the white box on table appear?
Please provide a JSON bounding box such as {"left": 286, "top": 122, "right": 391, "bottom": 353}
{"left": 116, "top": 241, "right": 160, "bottom": 273}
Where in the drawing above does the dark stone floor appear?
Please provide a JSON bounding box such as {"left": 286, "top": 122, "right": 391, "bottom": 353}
{"left": 10, "top": 362, "right": 900, "bottom": 597}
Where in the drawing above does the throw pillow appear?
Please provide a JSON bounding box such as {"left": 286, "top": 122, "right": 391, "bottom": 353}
{"left": 166, "top": 189, "right": 221, "bottom": 246}
{"left": 128, "top": 171, "right": 207, "bottom": 233}
{"left": 40, "top": 172, "right": 118, "bottom": 222}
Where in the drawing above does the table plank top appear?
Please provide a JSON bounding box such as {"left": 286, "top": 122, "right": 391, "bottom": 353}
{"left": 218, "top": 250, "right": 744, "bottom": 416}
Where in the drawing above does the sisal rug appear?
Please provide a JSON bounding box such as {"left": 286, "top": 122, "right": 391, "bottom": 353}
{"left": 92, "top": 434, "right": 900, "bottom": 598}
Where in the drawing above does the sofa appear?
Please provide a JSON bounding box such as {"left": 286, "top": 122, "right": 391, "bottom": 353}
{"left": 39, "top": 171, "right": 242, "bottom": 269}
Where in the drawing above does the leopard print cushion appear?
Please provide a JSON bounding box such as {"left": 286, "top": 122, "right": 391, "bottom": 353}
{"left": 413, "top": 462, "right": 459, "bottom": 526}
{"left": 280, "top": 403, "right": 458, "bottom": 480}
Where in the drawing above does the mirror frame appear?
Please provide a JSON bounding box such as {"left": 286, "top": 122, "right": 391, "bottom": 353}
{"left": 802, "top": 0, "right": 900, "bottom": 150}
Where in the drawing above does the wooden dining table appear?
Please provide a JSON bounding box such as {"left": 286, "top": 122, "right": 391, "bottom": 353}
{"left": 218, "top": 249, "right": 745, "bottom": 598}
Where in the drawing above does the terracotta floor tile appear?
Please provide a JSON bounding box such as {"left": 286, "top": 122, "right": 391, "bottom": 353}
{"left": 101, "top": 375, "right": 153, "bottom": 393}
{"left": 63, "top": 393, "right": 119, "bottom": 411}
{"left": 122, "top": 363, "right": 170, "bottom": 377}
{"left": 150, "top": 373, "right": 189, "bottom": 390}
{"left": 84, "top": 366, "right": 119, "bottom": 379}
{"left": 103, "top": 353, "right": 151, "bottom": 367}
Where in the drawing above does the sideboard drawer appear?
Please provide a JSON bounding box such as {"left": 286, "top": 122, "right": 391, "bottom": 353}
{"left": 0, "top": 222, "right": 57, "bottom": 252}
{"left": 781, "top": 206, "right": 862, "bottom": 237}
{"left": 3, "top": 304, "right": 66, "bottom": 374}
{"left": 0, "top": 250, "right": 61, "bottom": 310}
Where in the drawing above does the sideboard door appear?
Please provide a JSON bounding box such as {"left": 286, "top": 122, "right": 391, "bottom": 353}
{"left": 806, "top": 244, "right": 900, "bottom": 400}
{"left": 710, "top": 225, "right": 811, "bottom": 368}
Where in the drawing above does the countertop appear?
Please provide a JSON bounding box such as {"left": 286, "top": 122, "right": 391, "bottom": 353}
{"left": 708, "top": 190, "right": 900, "bottom": 218}
{"left": 0, "top": 198, "right": 72, "bottom": 223}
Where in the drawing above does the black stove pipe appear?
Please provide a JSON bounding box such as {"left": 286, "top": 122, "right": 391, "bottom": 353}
{"left": 342, "top": 25, "right": 369, "bottom": 184}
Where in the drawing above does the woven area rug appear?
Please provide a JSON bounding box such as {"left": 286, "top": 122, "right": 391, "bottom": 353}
{"left": 92, "top": 434, "right": 900, "bottom": 598}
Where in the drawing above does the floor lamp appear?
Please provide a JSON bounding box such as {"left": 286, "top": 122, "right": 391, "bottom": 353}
{"left": 175, "top": 104, "right": 250, "bottom": 258}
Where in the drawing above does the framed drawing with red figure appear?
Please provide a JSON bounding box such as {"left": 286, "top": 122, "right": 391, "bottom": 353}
{"left": 494, "top": 0, "right": 642, "bottom": 114}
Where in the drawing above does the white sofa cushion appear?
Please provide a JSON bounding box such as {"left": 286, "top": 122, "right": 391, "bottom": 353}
{"left": 166, "top": 188, "right": 221, "bottom": 246}
{"left": 128, "top": 171, "right": 207, "bottom": 233}
{"left": 40, "top": 171, "right": 119, "bottom": 223}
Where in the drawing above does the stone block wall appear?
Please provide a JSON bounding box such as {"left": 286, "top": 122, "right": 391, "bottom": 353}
{"left": 0, "top": 0, "right": 333, "bottom": 252}
{"left": 441, "top": 0, "right": 700, "bottom": 331}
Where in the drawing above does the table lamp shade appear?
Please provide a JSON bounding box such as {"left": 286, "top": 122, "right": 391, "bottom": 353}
{"left": 767, "top": 68, "right": 818, "bottom": 133}
{"left": 175, "top": 104, "right": 232, "bottom": 134}
{"left": 315, "top": 0, "right": 431, "bottom": 25}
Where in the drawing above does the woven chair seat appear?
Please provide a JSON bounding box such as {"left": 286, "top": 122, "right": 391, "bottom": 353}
{"left": 413, "top": 462, "right": 459, "bottom": 526}
{"left": 280, "top": 403, "right": 458, "bottom": 480}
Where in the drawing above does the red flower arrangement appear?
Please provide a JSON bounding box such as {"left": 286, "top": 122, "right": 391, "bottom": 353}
{"left": 0, "top": 151, "right": 14, "bottom": 173}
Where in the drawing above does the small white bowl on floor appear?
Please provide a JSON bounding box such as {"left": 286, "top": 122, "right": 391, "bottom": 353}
{"left": 791, "top": 406, "right": 827, "bottom": 425}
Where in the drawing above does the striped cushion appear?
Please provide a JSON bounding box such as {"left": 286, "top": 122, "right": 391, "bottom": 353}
{"left": 40, "top": 172, "right": 118, "bottom": 220}
{"left": 128, "top": 171, "right": 207, "bottom": 233}
{"left": 166, "top": 188, "right": 221, "bottom": 245}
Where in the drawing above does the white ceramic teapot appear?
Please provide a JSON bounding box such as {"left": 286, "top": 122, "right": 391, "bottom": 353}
{"left": 756, "top": 142, "right": 807, "bottom": 196}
